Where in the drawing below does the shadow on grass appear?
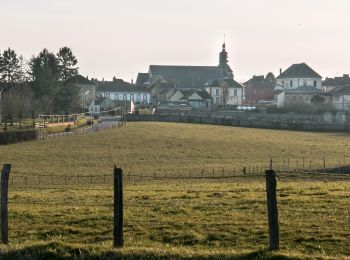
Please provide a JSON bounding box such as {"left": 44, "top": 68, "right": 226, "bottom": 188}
{"left": 0, "top": 242, "right": 302, "bottom": 260}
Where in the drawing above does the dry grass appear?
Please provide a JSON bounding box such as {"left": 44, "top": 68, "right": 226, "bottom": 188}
{"left": 0, "top": 122, "right": 349, "bottom": 259}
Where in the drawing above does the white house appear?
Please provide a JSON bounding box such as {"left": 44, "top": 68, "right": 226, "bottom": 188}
{"left": 97, "top": 81, "right": 151, "bottom": 104}
{"left": 275, "top": 63, "right": 322, "bottom": 91}
{"left": 205, "top": 78, "right": 243, "bottom": 106}
{"left": 275, "top": 63, "right": 322, "bottom": 107}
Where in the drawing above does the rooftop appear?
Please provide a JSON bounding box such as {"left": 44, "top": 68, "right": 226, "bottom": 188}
{"left": 277, "top": 63, "right": 322, "bottom": 79}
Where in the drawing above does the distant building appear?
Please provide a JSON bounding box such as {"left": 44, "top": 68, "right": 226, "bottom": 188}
{"left": 244, "top": 73, "right": 275, "bottom": 104}
{"left": 275, "top": 86, "right": 321, "bottom": 108}
{"left": 136, "top": 43, "right": 242, "bottom": 110}
{"left": 275, "top": 63, "right": 322, "bottom": 108}
{"left": 275, "top": 63, "right": 322, "bottom": 90}
{"left": 322, "top": 74, "right": 350, "bottom": 92}
{"left": 205, "top": 78, "right": 243, "bottom": 106}
{"left": 327, "top": 85, "right": 350, "bottom": 111}
{"left": 65, "top": 75, "right": 97, "bottom": 111}
{"left": 97, "top": 80, "right": 151, "bottom": 104}
{"left": 169, "top": 89, "right": 212, "bottom": 110}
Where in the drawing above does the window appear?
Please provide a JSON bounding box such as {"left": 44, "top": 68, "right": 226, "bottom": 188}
{"left": 303, "top": 80, "right": 307, "bottom": 86}
{"left": 234, "top": 89, "right": 238, "bottom": 96}
{"left": 290, "top": 80, "right": 293, "bottom": 88}
{"left": 143, "top": 94, "right": 147, "bottom": 101}
{"left": 115, "top": 93, "right": 119, "bottom": 100}
{"left": 215, "top": 97, "right": 220, "bottom": 104}
{"left": 123, "top": 94, "right": 127, "bottom": 101}
{"left": 313, "top": 80, "right": 317, "bottom": 87}
{"left": 119, "top": 94, "right": 123, "bottom": 100}
{"left": 106, "top": 93, "right": 110, "bottom": 98}
{"left": 137, "top": 94, "right": 141, "bottom": 101}
{"left": 130, "top": 94, "right": 134, "bottom": 100}
{"left": 281, "top": 81, "right": 284, "bottom": 87}
{"left": 216, "top": 89, "right": 220, "bottom": 95}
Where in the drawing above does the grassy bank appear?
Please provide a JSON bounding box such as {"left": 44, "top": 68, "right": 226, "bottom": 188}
{"left": 0, "top": 122, "right": 349, "bottom": 259}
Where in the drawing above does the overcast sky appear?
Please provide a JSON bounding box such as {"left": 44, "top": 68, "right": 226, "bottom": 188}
{"left": 1, "top": 0, "right": 350, "bottom": 82}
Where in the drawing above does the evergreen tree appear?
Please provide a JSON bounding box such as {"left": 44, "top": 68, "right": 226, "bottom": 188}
{"left": 29, "top": 48, "right": 60, "bottom": 113}
{"left": 0, "top": 48, "right": 21, "bottom": 85}
{"left": 57, "top": 47, "right": 78, "bottom": 81}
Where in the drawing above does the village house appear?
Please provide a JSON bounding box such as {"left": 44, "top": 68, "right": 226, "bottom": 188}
{"left": 96, "top": 79, "right": 151, "bottom": 104}
{"left": 275, "top": 63, "right": 322, "bottom": 108}
{"left": 243, "top": 73, "right": 275, "bottom": 104}
{"left": 205, "top": 78, "right": 243, "bottom": 107}
{"left": 169, "top": 89, "right": 212, "bottom": 110}
{"left": 327, "top": 86, "right": 350, "bottom": 111}
{"left": 322, "top": 74, "right": 350, "bottom": 92}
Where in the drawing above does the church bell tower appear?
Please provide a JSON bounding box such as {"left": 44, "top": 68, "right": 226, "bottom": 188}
{"left": 218, "top": 43, "right": 233, "bottom": 79}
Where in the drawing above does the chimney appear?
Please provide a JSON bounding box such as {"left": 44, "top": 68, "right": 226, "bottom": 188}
{"left": 279, "top": 68, "right": 282, "bottom": 75}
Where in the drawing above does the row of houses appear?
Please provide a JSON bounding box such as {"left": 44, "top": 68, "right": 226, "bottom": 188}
{"left": 70, "top": 43, "right": 350, "bottom": 113}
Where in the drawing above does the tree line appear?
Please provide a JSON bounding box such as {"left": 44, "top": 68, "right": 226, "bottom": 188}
{"left": 0, "top": 47, "right": 81, "bottom": 129}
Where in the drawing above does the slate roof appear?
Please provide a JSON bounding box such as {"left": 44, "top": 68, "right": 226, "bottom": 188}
{"left": 135, "top": 73, "right": 149, "bottom": 85}
{"left": 328, "top": 86, "right": 350, "bottom": 95}
{"left": 149, "top": 65, "right": 223, "bottom": 89}
{"left": 189, "top": 90, "right": 211, "bottom": 100}
{"left": 277, "top": 63, "right": 322, "bottom": 79}
{"left": 285, "top": 86, "right": 321, "bottom": 93}
{"left": 66, "top": 75, "right": 96, "bottom": 85}
{"left": 97, "top": 81, "right": 149, "bottom": 93}
{"left": 206, "top": 78, "right": 243, "bottom": 88}
{"left": 244, "top": 75, "right": 275, "bottom": 88}
{"left": 323, "top": 74, "right": 350, "bottom": 87}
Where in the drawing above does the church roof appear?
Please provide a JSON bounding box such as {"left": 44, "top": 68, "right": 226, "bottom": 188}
{"left": 135, "top": 73, "right": 149, "bottom": 85}
{"left": 149, "top": 65, "right": 223, "bottom": 89}
{"left": 277, "top": 63, "right": 322, "bottom": 79}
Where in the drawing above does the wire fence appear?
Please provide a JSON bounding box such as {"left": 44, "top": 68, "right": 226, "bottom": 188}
{"left": 2, "top": 163, "right": 350, "bottom": 255}
{"left": 37, "top": 120, "right": 126, "bottom": 140}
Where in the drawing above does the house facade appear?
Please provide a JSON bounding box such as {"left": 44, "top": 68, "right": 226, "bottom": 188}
{"left": 322, "top": 74, "right": 350, "bottom": 93}
{"left": 205, "top": 78, "right": 243, "bottom": 106}
{"left": 275, "top": 86, "right": 321, "bottom": 108}
{"left": 275, "top": 63, "right": 322, "bottom": 107}
{"left": 328, "top": 86, "right": 350, "bottom": 111}
{"left": 97, "top": 80, "right": 151, "bottom": 104}
{"left": 244, "top": 73, "right": 275, "bottom": 104}
{"left": 275, "top": 63, "right": 322, "bottom": 90}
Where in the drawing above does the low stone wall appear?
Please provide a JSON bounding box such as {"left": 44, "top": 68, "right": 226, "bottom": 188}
{"left": 125, "top": 114, "right": 350, "bottom": 132}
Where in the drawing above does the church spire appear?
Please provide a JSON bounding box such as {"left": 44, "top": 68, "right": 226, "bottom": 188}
{"left": 219, "top": 42, "right": 228, "bottom": 65}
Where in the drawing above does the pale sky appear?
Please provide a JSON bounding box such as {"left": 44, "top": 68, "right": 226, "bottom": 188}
{"left": 1, "top": 0, "right": 350, "bottom": 82}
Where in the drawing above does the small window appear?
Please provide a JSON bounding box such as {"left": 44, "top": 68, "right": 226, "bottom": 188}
{"left": 123, "top": 94, "right": 127, "bottom": 101}
{"left": 303, "top": 80, "right": 307, "bottom": 86}
{"left": 130, "top": 94, "right": 134, "bottom": 100}
{"left": 281, "top": 81, "right": 284, "bottom": 87}
{"left": 290, "top": 80, "right": 293, "bottom": 88}
{"left": 137, "top": 94, "right": 141, "bottom": 101}
{"left": 143, "top": 94, "right": 147, "bottom": 101}
{"left": 234, "top": 89, "right": 238, "bottom": 96}
{"left": 216, "top": 89, "right": 220, "bottom": 95}
{"left": 106, "top": 93, "right": 110, "bottom": 98}
{"left": 313, "top": 80, "right": 317, "bottom": 87}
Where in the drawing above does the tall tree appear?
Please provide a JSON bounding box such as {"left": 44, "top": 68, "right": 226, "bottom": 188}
{"left": 0, "top": 48, "right": 21, "bottom": 85}
{"left": 29, "top": 48, "right": 60, "bottom": 113}
{"left": 57, "top": 47, "right": 78, "bottom": 81}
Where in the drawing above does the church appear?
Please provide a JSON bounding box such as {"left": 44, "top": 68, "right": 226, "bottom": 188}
{"left": 136, "top": 43, "right": 243, "bottom": 108}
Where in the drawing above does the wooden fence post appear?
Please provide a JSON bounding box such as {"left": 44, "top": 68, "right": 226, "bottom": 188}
{"left": 114, "top": 165, "right": 123, "bottom": 247}
{"left": 265, "top": 169, "right": 279, "bottom": 250}
{"left": 1, "top": 164, "right": 11, "bottom": 244}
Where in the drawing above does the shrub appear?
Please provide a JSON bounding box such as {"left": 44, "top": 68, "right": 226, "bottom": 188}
{"left": 0, "top": 129, "right": 38, "bottom": 145}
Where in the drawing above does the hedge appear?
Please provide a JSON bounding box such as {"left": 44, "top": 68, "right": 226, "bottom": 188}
{"left": 0, "top": 129, "right": 38, "bottom": 145}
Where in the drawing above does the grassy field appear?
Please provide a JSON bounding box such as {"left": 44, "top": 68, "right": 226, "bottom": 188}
{"left": 0, "top": 122, "right": 349, "bottom": 259}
